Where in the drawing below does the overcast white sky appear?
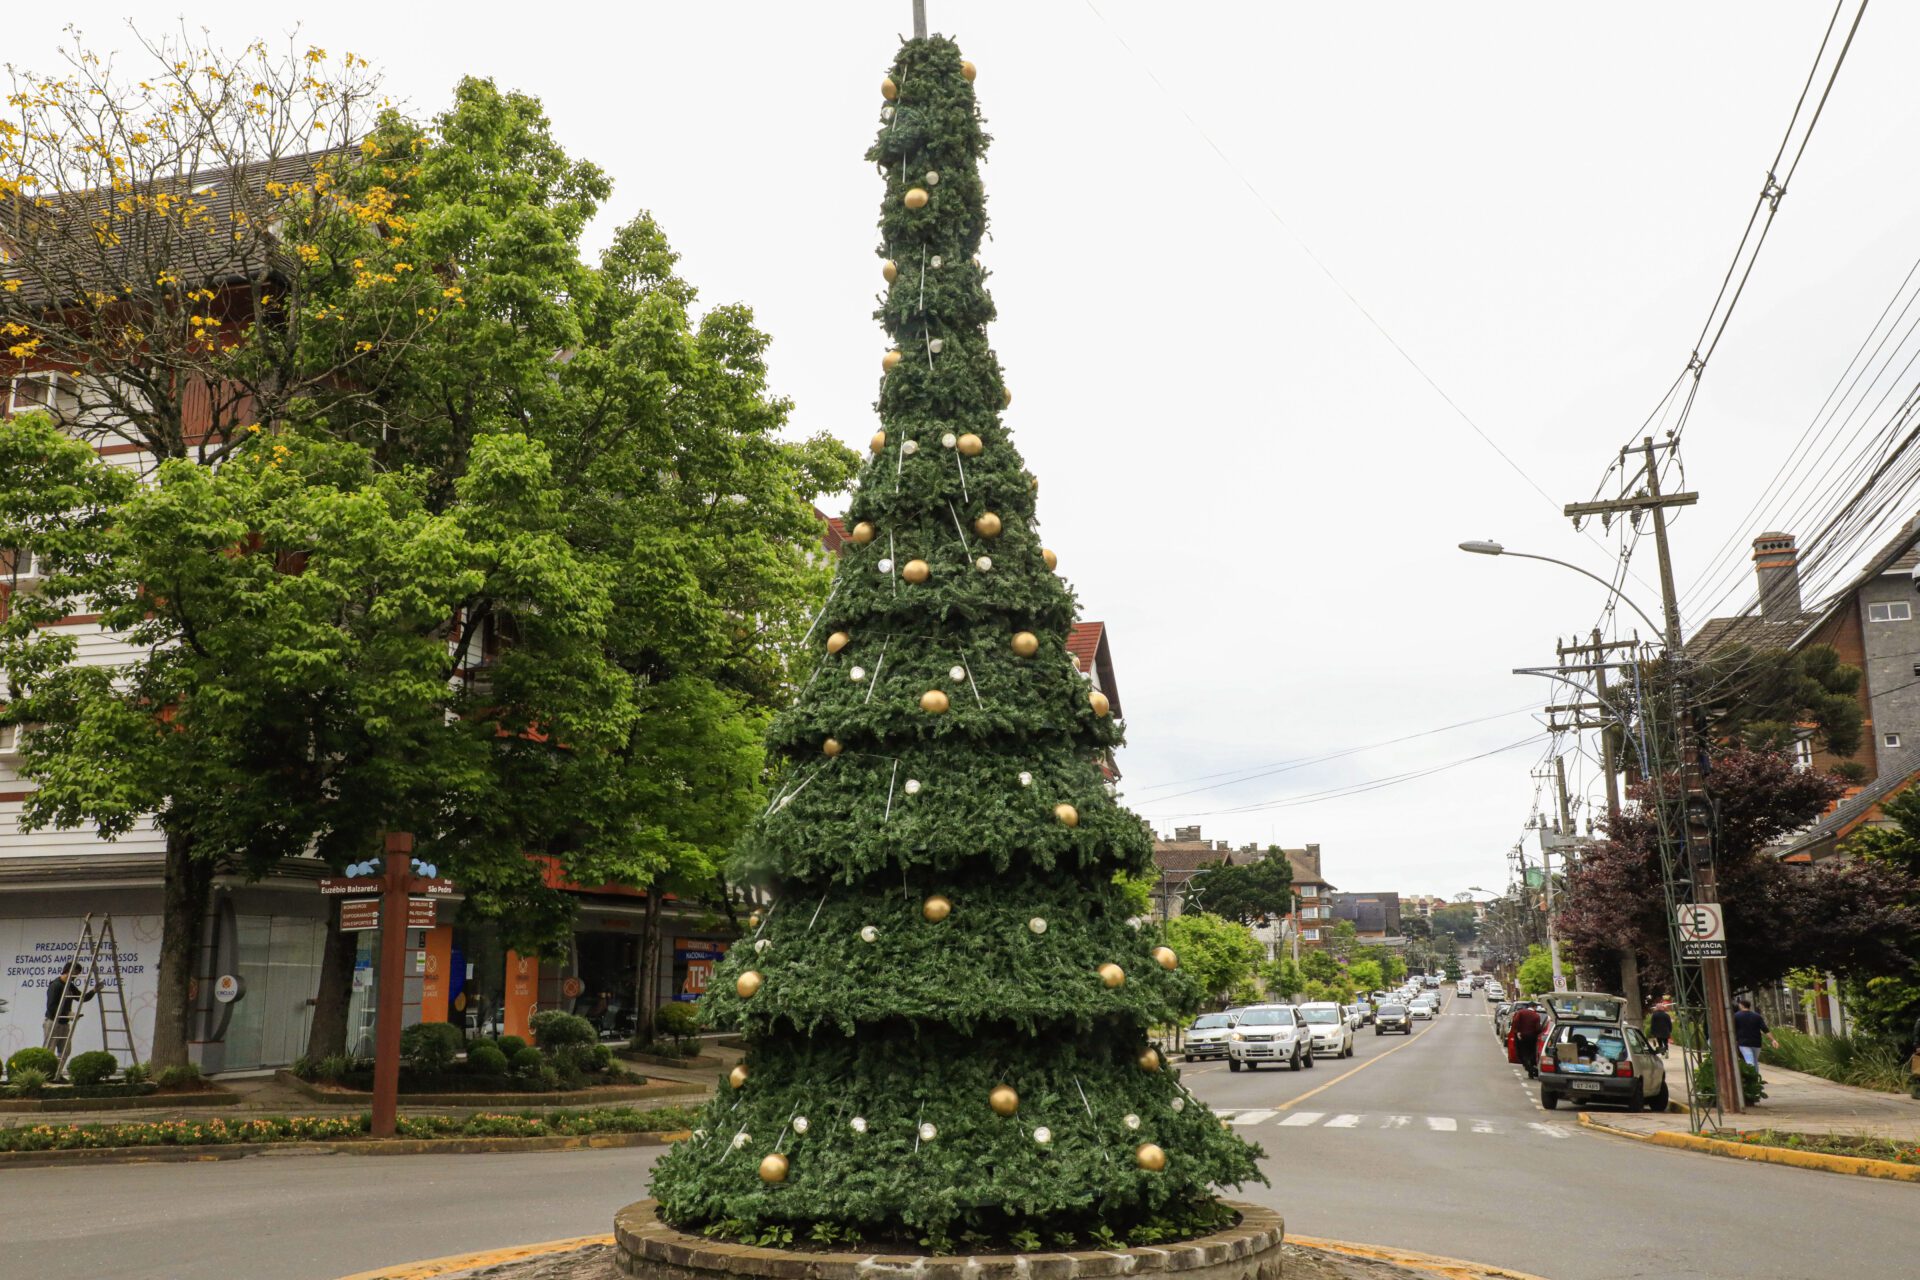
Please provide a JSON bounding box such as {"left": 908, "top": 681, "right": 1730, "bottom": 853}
{"left": 19, "top": 2, "right": 1920, "bottom": 900}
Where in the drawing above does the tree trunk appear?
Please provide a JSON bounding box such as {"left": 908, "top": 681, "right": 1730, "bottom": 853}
{"left": 305, "top": 910, "right": 358, "bottom": 1059}
{"left": 635, "top": 889, "right": 664, "bottom": 1042}
{"left": 1618, "top": 948, "right": 1643, "bottom": 1026}
{"left": 150, "top": 831, "right": 211, "bottom": 1069}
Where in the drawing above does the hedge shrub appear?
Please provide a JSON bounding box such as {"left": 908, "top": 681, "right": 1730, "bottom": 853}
{"left": 400, "top": 1021, "right": 465, "bottom": 1074}
{"left": 466, "top": 1043, "right": 509, "bottom": 1075}
{"left": 7, "top": 1047, "right": 57, "bottom": 1080}
{"left": 528, "top": 1010, "right": 596, "bottom": 1047}
{"left": 65, "top": 1050, "right": 119, "bottom": 1086}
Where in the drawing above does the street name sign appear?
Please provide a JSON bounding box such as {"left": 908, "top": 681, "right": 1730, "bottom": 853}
{"left": 1676, "top": 902, "right": 1726, "bottom": 959}
{"left": 339, "top": 897, "right": 438, "bottom": 930}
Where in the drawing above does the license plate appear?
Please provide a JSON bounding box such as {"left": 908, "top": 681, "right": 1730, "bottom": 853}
{"left": 1571, "top": 1081, "right": 1603, "bottom": 1091}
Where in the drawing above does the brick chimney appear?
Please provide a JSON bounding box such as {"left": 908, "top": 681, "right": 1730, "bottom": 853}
{"left": 1752, "top": 533, "right": 1802, "bottom": 622}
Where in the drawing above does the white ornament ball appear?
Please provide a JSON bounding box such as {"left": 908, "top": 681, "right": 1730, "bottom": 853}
{"left": 859, "top": 925, "right": 879, "bottom": 943}
{"left": 928, "top": 338, "right": 944, "bottom": 354}
{"left": 793, "top": 1116, "right": 810, "bottom": 1134}
{"left": 849, "top": 477, "right": 861, "bottom": 490}
{"left": 1126, "top": 916, "right": 1144, "bottom": 930}
{"left": 1124, "top": 1114, "right": 1141, "bottom": 1131}
{"left": 926, "top": 172, "right": 940, "bottom": 186}
{"left": 1033, "top": 1126, "right": 1053, "bottom": 1145}
{"left": 941, "top": 432, "right": 958, "bottom": 449}
{"left": 930, "top": 254, "right": 944, "bottom": 267}
{"left": 975, "top": 556, "right": 993, "bottom": 572}
{"left": 850, "top": 666, "right": 867, "bottom": 682}
{"left": 902, "top": 439, "right": 919, "bottom": 455}
{"left": 1171, "top": 1098, "right": 1186, "bottom": 1113}
{"left": 1028, "top": 917, "right": 1048, "bottom": 935}
{"left": 851, "top": 1116, "right": 868, "bottom": 1134}
{"left": 904, "top": 778, "right": 922, "bottom": 796}
{"left": 693, "top": 1129, "right": 707, "bottom": 1141}
{"left": 919, "top": 1122, "right": 938, "bottom": 1142}
{"left": 881, "top": 106, "right": 894, "bottom": 120}
{"left": 949, "top": 664, "right": 966, "bottom": 682}
{"left": 1018, "top": 771, "right": 1033, "bottom": 787}
{"left": 753, "top": 938, "right": 771, "bottom": 954}
{"left": 877, "top": 558, "right": 894, "bottom": 574}
{"left": 732, "top": 1132, "right": 750, "bottom": 1150}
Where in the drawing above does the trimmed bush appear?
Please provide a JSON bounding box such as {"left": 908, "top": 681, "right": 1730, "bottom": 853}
{"left": 528, "top": 1010, "right": 596, "bottom": 1047}
{"left": 592, "top": 1043, "right": 615, "bottom": 1071}
{"left": 7, "top": 1047, "right": 58, "bottom": 1080}
{"left": 157, "top": 1063, "right": 204, "bottom": 1089}
{"left": 509, "top": 1046, "right": 545, "bottom": 1075}
{"left": 466, "top": 1043, "right": 509, "bottom": 1075}
{"left": 400, "top": 1021, "right": 465, "bottom": 1074}
{"left": 9, "top": 1067, "right": 49, "bottom": 1095}
{"left": 655, "top": 1002, "right": 701, "bottom": 1039}
{"left": 121, "top": 1062, "right": 150, "bottom": 1085}
{"left": 495, "top": 1035, "right": 528, "bottom": 1058}
{"left": 66, "top": 1050, "right": 119, "bottom": 1086}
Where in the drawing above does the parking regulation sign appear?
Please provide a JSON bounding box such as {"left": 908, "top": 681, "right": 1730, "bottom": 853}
{"left": 1676, "top": 902, "right": 1727, "bottom": 959}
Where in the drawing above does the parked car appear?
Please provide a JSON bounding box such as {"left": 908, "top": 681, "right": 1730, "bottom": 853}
{"left": 1492, "top": 1002, "right": 1515, "bottom": 1038}
{"left": 1538, "top": 1017, "right": 1669, "bottom": 1112}
{"left": 1300, "top": 1002, "right": 1356, "bottom": 1058}
{"left": 1375, "top": 1001, "right": 1412, "bottom": 1034}
{"left": 1345, "top": 1002, "right": 1373, "bottom": 1027}
{"left": 1183, "top": 1011, "right": 1235, "bottom": 1061}
{"left": 1228, "top": 1004, "right": 1312, "bottom": 1072}
{"left": 1486, "top": 983, "right": 1506, "bottom": 1001}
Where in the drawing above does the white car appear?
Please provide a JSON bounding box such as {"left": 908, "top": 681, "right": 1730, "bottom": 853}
{"left": 1409, "top": 999, "right": 1437, "bottom": 1020}
{"left": 1486, "top": 983, "right": 1506, "bottom": 1001}
{"left": 1299, "top": 1002, "right": 1355, "bottom": 1058}
{"left": 1183, "top": 1011, "right": 1235, "bottom": 1061}
{"left": 1227, "top": 1004, "right": 1312, "bottom": 1072}
{"left": 1455, "top": 981, "right": 1472, "bottom": 998}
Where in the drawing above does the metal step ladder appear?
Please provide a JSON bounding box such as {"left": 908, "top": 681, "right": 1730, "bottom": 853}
{"left": 42, "top": 914, "right": 141, "bottom": 1075}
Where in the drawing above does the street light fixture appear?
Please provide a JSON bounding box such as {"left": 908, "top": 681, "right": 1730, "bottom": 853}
{"left": 1456, "top": 540, "right": 1667, "bottom": 640}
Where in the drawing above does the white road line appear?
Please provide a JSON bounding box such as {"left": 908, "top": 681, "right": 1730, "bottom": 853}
{"left": 1381, "top": 1115, "right": 1411, "bottom": 1129}
{"left": 1425, "top": 1116, "right": 1458, "bottom": 1132}
{"left": 1230, "top": 1109, "right": 1278, "bottom": 1126}
{"left": 1470, "top": 1119, "right": 1497, "bottom": 1134}
{"left": 1324, "top": 1114, "right": 1362, "bottom": 1128}
{"left": 1276, "top": 1111, "right": 1322, "bottom": 1127}
{"left": 1528, "top": 1122, "right": 1571, "bottom": 1139}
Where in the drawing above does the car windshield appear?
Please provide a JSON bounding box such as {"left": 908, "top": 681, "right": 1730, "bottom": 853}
{"left": 1378, "top": 1004, "right": 1406, "bottom": 1015}
{"left": 1302, "top": 1008, "right": 1341, "bottom": 1024}
{"left": 1553, "top": 1023, "right": 1629, "bottom": 1062}
{"left": 1190, "top": 1014, "right": 1230, "bottom": 1030}
{"left": 1237, "top": 1008, "right": 1296, "bottom": 1027}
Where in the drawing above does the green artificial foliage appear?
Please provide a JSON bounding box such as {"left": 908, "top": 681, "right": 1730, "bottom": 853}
{"left": 651, "top": 36, "right": 1260, "bottom": 1243}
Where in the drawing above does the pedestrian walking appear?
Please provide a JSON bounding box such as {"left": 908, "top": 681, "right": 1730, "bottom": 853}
{"left": 1510, "top": 1001, "right": 1545, "bottom": 1078}
{"left": 1648, "top": 1003, "right": 1673, "bottom": 1057}
{"left": 42, "top": 959, "right": 96, "bottom": 1046}
{"left": 1731, "top": 997, "right": 1776, "bottom": 1069}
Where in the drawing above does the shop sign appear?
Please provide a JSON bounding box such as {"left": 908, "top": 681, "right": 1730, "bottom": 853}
{"left": 213, "top": 974, "right": 245, "bottom": 1004}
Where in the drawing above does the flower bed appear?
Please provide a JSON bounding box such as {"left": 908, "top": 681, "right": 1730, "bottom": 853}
{"left": 0, "top": 1105, "right": 699, "bottom": 1153}
{"left": 1710, "top": 1128, "right": 1920, "bottom": 1166}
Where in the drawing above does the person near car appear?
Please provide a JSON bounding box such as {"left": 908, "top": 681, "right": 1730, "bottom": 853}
{"left": 1510, "top": 1001, "right": 1545, "bottom": 1077}
{"left": 1732, "top": 997, "right": 1776, "bottom": 1068}
{"left": 1647, "top": 1004, "right": 1672, "bottom": 1057}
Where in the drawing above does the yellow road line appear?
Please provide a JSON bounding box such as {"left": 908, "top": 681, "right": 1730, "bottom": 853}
{"left": 1275, "top": 1019, "right": 1438, "bottom": 1111}
{"left": 1291, "top": 1234, "right": 1552, "bottom": 1280}
{"left": 334, "top": 1233, "right": 614, "bottom": 1280}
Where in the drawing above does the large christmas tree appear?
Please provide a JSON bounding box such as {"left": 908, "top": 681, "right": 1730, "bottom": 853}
{"left": 650, "top": 35, "right": 1261, "bottom": 1246}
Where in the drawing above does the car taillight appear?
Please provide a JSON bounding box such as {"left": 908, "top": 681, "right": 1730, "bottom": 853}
{"left": 1615, "top": 1060, "right": 1634, "bottom": 1078}
{"left": 1539, "top": 1057, "right": 1556, "bottom": 1073}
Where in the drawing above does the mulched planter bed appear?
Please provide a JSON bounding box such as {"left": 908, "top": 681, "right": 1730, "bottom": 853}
{"left": 618, "top": 1050, "right": 722, "bottom": 1070}
{"left": 275, "top": 1069, "right": 703, "bottom": 1107}
{"left": 0, "top": 1084, "right": 241, "bottom": 1114}
{"left": 1709, "top": 1128, "right": 1920, "bottom": 1166}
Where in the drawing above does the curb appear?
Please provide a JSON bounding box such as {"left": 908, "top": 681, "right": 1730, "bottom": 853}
{"left": 1290, "top": 1234, "right": 1552, "bottom": 1280}
{"left": 331, "top": 1229, "right": 1547, "bottom": 1280}
{"left": 275, "top": 1069, "right": 704, "bottom": 1108}
{"left": 1577, "top": 1114, "right": 1920, "bottom": 1183}
{"left": 0, "top": 1127, "right": 690, "bottom": 1169}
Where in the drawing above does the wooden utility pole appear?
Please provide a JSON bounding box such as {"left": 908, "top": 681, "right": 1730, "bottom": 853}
{"left": 370, "top": 831, "right": 414, "bottom": 1139}
{"left": 1556, "top": 629, "right": 1641, "bottom": 1023}
{"left": 1565, "top": 436, "right": 1740, "bottom": 1114}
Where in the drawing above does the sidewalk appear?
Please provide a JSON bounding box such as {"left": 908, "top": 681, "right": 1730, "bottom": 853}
{"left": 1, "top": 1044, "right": 731, "bottom": 1130}
{"left": 1600, "top": 1059, "right": 1920, "bottom": 1142}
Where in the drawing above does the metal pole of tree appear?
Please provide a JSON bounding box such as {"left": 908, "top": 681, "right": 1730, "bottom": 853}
{"left": 370, "top": 831, "right": 413, "bottom": 1138}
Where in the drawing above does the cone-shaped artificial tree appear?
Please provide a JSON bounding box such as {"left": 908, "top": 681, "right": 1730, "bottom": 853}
{"left": 650, "top": 35, "right": 1261, "bottom": 1245}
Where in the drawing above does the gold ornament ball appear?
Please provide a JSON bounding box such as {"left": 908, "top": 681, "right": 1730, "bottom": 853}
{"left": 989, "top": 1084, "right": 1019, "bottom": 1116}
{"left": 973, "top": 511, "right": 1003, "bottom": 538}
{"left": 882, "top": 259, "right": 898, "bottom": 283}
{"left": 1003, "top": 386, "right": 1013, "bottom": 408}
{"left": 1137, "top": 1047, "right": 1163, "bottom": 1073}
{"left": 736, "top": 970, "right": 764, "bottom": 999}
{"left": 880, "top": 77, "right": 899, "bottom": 100}
{"left": 920, "top": 689, "right": 951, "bottom": 714}
{"left": 822, "top": 737, "right": 843, "bottom": 758}
{"left": 1042, "top": 548, "right": 1059, "bottom": 572}
{"left": 961, "top": 60, "right": 978, "bottom": 82}
{"left": 904, "top": 187, "right": 930, "bottom": 210}
{"left": 1099, "top": 962, "right": 1126, "bottom": 989}
{"left": 826, "top": 630, "right": 852, "bottom": 654}
{"left": 849, "top": 522, "right": 875, "bottom": 545}
{"left": 870, "top": 429, "right": 887, "bottom": 453}
{"left": 882, "top": 350, "right": 903, "bottom": 371}
{"left": 759, "top": 1153, "right": 789, "bottom": 1183}
{"left": 1011, "top": 631, "right": 1039, "bottom": 657}
{"left": 1089, "top": 690, "right": 1111, "bottom": 718}
{"left": 1152, "top": 946, "right": 1178, "bottom": 971}
{"left": 1135, "top": 1143, "right": 1167, "bottom": 1172}
{"left": 1054, "top": 802, "right": 1079, "bottom": 828}
{"left": 748, "top": 912, "right": 762, "bottom": 928}
{"left": 729, "top": 1064, "right": 750, "bottom": 1089}
{"left": 902, "top": 558, "right": 931, "bottom": 584}
{"left": 923, "top": 894, "right": 953, "bottom": 922}
{"left": 956, "top": 432, "right": 983, "bottom": 457}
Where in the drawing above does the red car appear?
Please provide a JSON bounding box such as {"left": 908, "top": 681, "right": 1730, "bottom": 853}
{"left": 1506, "top": 1002, "right": 1546, "bottom": 1072}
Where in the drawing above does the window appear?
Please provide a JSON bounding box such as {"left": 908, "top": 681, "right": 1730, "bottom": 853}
{"left": 1868, "top": 600, "right": 1912, "bottom": 622}
{"left": 1791, "top": 733, "right": 1813, "bottom": 772}
{"left": 1303, "top": 929, "right": 1321, "bottom": 941}
{"left": 5, "top": 372, "right": 80, "bottom": 423}
{"left": 1886, "top": 733, "right": 1902, "bottom": 749}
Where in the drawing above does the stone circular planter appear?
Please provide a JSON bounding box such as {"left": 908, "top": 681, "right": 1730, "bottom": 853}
{"left": 614, "top": 1200, "right": 1284, "bottom": 1280}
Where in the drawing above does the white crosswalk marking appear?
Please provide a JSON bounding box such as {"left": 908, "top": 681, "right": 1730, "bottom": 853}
{"left": 1527, "top": 1122, "right": 1571, "bottom": 1140}
{"left": 1324, "top": 1114, "right": 1361, "bottom": 1128}
{"left": 1425, "top": 1116, "right": 1458, "bottom": 1132}
{"left": 1230, "top": 1109, "right": 1278, "bottom": 1126}
{"left": 1471, "top": 1119, "right": 1496, "bottom": 1133}
{"left": 1276, "top": 1111, "right": 1322, "bottom": 1127}
{"left": 1382, "top": 1115, "right": 1411, "bottom": 1129}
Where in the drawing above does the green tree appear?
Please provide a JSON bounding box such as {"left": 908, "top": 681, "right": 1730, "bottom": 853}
{"left": 1516, "top": 945, "right": 1555, "bottom": 996}
{"left": 1325, "top": 918, "right": 1359, "bottom": 964}
{"left": 1182, "top": 848, "right": 1293, "bottom": 924}
{"left": 1838, "top": 786, "right": 1920, "bottom": 1039}
{"left": 1163, "top": 913, "right": 1266, "bottom": 1007}
{"left": 1443, "top": 953, "right": 1464, "bottom": 982}
{"left": 648, "top": 37, "right": 1259, "bottom": 1242}
{"left": 1700, "top": 643, "right": 1864, "bottom": 762}
{"left": 1261, "top": 956, "right": 1304, "bottom": 1000}
{"left": 1301, "top": 949, "right": 1343, "bottom": 985}
{"left": 1430, "top": 903, "right": 1480, "bottom": 944}
{"left": 1348, "top": 958, "right": 1384, "bottom": 995}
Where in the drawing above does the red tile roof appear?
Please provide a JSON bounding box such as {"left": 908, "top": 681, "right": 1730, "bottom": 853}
{"left": 816, "top": 508, "right": 849, "bottom": 554}
{"left": 1067, "top": 621, "right": 1121, "bottom": 718}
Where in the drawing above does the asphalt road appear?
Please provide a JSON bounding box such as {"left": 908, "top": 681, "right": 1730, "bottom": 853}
{"left": 3, "top": 993, "right": 1914, "bottom": 1280}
